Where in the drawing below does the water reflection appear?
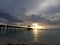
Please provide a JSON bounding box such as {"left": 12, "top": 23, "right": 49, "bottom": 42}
{"left": 33, "top": 29, "right": 38, "bottom": 42}
{"left": 32, "top": 29, "right": 44, "bottom": 42}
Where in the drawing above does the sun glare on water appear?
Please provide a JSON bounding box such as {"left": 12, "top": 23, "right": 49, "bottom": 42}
{"left": 32, "top": 23, "right": 44, "bottom": 41}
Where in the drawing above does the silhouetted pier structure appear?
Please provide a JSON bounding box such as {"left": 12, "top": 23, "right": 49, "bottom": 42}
{"left": 0, "top": 25, "right": 25, "bottom": 36}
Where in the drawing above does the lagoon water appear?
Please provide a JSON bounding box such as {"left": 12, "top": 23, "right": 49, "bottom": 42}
{"left": 0, "top": 29, "right": 60, "bottom": 45}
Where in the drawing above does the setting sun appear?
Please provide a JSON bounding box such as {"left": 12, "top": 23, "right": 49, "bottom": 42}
{"left": 31, "top": 23, "right": 44, "bottom": 29}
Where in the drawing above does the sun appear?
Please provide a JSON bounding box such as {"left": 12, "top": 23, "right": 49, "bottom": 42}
{"left": 31, "top": 23, "right": 44, "bottom": 29}
{"left": 32, "top": 23, "right": 38, "bottom": 26}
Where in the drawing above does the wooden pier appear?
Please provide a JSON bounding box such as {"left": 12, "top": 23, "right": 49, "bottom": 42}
{"left": 0, "top": 25, "right": 25, "bottom": 36}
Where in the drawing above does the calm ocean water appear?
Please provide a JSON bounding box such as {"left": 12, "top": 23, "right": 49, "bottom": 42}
{"left": 0, "top": 29, "right": 60, "bottom": 45}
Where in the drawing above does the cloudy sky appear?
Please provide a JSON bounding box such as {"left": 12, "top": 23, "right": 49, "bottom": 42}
{"left": 0, "top": 0, "right": 60, "bottom": 26}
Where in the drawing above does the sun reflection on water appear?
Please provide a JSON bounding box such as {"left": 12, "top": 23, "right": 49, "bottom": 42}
{"left": 32, "top": 29, "right": 44, "bottom": 42}
{"left": 33, "top": 29, "right": 37, "bottom": 37}
{"left": 31, "top": 23, "right": 45, "bottom": 42}
{"left": 33, "top": 29, "right": 38, "bottom": 41}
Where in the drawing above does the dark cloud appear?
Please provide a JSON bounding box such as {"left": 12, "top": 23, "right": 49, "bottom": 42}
{"left": 26, "top": 14, "right": 60, "bottom": 25}
{"left": 0, "top": 12, "right": 21, "bottom": 22}
{"left": 0, "top": 0, "right": 60, "bottom": 26}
